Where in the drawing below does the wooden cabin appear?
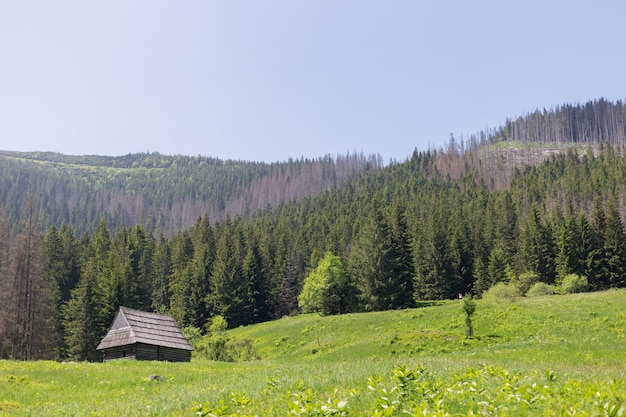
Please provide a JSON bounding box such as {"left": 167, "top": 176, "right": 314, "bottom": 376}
{"left": 97, "top": 307, "right": 193, "bottom": 362}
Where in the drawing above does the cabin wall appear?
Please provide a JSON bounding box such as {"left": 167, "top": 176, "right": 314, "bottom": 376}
{"left": 103, "top": 343, "right": 191, "bottom": 362}
{"left": 159, "top": 346, "right": 192, "bottom": 362}
{"left": 102, "top": 344, "right": 136, "bottom": 361}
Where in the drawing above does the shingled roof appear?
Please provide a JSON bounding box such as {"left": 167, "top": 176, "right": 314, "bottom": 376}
{"left": 96, "top": 307, "right": 193, "bottom": 351}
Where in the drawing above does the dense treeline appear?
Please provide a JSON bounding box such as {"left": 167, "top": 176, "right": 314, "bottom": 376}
{"left": 0, "top": 151, "right": 382, "bottom": 236}
{"left": 2, "top": 99, "right": 626, "bottom": 361}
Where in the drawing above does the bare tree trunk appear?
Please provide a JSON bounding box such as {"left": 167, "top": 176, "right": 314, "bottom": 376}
{"left": 9, "top": 197, "right": 54, "bottom": 360}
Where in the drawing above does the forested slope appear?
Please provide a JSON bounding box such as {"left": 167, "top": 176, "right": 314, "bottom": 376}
{"left": 0, "top": 151, "right": 382, "bottom": 236}
{"left": 2, "top": 98, "right": 626, "bottom": 361}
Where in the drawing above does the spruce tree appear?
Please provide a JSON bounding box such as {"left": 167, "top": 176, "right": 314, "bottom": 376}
{"left": 350, "top": 202, "right": 415, "bottom": 310}
{"left": 519, "top": 205, "right": 556, "bottom": 283}
{"left": 207, "top": 218, "right": 248, "bottom": 327}
{"left": 168, "top": 230, "right": 195, "bottom": 327}
{"left": 242, "top": 229, "right": 271, "bottom": 324}
{"left": 151, "top": 233, "right": 172, "bottom": 313}
{"left": 603, "top": 199, "right": 626, "bottom": 288}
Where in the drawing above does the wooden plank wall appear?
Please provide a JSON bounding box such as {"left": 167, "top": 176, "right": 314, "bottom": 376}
{"left": 102, "top": 345, "right": 136, "bottom": 361}
{"left": 103, "top": 343, "right": 191, "bottom": 362}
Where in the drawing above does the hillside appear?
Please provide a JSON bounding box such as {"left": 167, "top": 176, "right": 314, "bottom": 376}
{"left": 226, "top": 290, "right": 626, "bottom": 372}
{"left": 2, "top": 98, "right": 626, "bottom": 363}
{"left": 1, "top": 290, "right": 625, "bottom": 416}
{"left": 0, "top": 150, "right": 381, "bottom": 235}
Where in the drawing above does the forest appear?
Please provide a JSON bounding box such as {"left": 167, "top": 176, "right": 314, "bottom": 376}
{"left": 0, "top": 150, "right": 382, "bottom": 236}
{"left": 1, "top": 98, "right": 626, "bottom": 361}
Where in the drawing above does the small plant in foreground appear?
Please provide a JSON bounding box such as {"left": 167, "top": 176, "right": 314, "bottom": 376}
{"left": 461, "top": 294, "right": 476, "bottom": 338}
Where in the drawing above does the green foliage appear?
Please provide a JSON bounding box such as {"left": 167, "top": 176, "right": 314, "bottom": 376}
{"left": 482, "top": 282, "right": 520, "bottom": 302}
{"left": 204, "top": 336, "right": 229, "bottom": 362}
{"left": 209, "top": 315, "right": 228, "bottom": 334}
{"left": 298, "top": 263, "right": 328, "bottom": 314}
{"left": 365, "top": 364, "right": 626, "bottom": 417}
{"left": 350, "top": 203, "right": 415, "bottom": 310}
{"left": 298, "top": 252, "right": 357, "bottom": 315}
{"left": 197, "top": 314, "right": 254, "bottom": 363}
{"left": 0, "top": 151, "right": 378, "bottom": 236}
{"left": 559, "top": 274, "right": 589, "bottom": 294}
{"left": 8, "top": 102, "right": 626, "bottom": 361}
{"left": 195, "top": 336, "right": 258, "bottom": 362}
{"left": 461, "top": 294, "right": 476, "bottom": 338}
{"left": 514, "top": 272, "right": 539, "bottom": 296}
{"left": 181, "top": 326, "right": 203, "bottom": 350}
{"left": 525, "top": 282, "right": 557, "bottom": 297}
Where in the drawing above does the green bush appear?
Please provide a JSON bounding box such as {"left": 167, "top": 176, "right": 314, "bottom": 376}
{"left": 526, "top": 282, "right": 557, "bottom": 297}
{"left": 559, "top": 274, "right": 589, "bottom": 294}
{"left": 181, "top": 326, "right": 203, "bottom": 350}
{"left": 196, "top": 336, "right": 258, "bottom": 362}
{"left": 208, "top": 315, "right": 228, "bottom": 334}
{"left": 515, "top": 272, "right": 540, "bottom": 295}
{"left": 482, "top": 282, "right": 520, "bottom": 302}
{"left": 461, "top": 294, "right": 476, "bottom": 338}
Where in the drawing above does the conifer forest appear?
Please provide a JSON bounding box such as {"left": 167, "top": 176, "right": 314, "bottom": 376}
{"left": 2, "top": 98, "right": 626, "bottom": 360}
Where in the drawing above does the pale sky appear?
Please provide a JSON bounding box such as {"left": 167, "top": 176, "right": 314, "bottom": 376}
{"left": 1, "top": 1, "right": 624, "bottom": 163}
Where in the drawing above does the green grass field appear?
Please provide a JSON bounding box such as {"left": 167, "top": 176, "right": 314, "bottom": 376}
{"left": 2, "top": 290, "right": 625, "bottom": 416}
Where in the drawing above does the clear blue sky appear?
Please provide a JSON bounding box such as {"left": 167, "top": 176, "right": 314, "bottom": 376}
{"left": 1, "top": 1, "right": 625, "bottom": 163}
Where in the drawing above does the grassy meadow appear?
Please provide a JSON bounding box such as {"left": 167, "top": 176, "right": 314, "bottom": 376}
{"left": 1, "top": 290, "right": 625, "bottom": 416}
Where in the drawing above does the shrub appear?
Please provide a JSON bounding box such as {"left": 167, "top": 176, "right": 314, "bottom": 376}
{"left": 208, "top": 315, "right": 228, "bottom": 334}
{"left": 298, "top": 251, "right": 358, "bottom": 315}
{"left": 515, "top": 272, "right": 540, "bottom": 295}
{"left": 482, "top": 282, "right": 520, "bottom": 302}
{"left": 559, "top": 274, "right": 589, "bottom": 294}
{"left": 461, "top": 294, "right": 476, "bottom": 338}
{"left": 526, "top": 282, "right": 557, "bottom": 297}
{"left": 196, "top": 336, "right": 258, "bottom": 362}
{"left": 181, "top": 326, "right": 203, "bottom": 350}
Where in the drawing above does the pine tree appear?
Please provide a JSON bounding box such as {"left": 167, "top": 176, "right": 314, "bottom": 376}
{"left": 486, "top": 245, "right": 509, "bottom": 286}
{"left": 168, "top": 230, "right": 195, "bottom": 327}
{"left": 207, "top": 218, "right": 248, "bottom": 327}
{"left": 187, "top": 217, "right": 214, "bottom": 328}
{"left": 472, "top": 255, "right": 490, "bottom": 295}
{"left": 127, "top": 225, "right": 155, "bottom": 310}
{"left": 350, "top": 202, "right": 415, "bottom": 310}
{"left": 151, "top": 233, "right": 172, "bottom": 313}
{"left": 414, "top": 202, "right": 457, "bottom": 300}
{"left": 389, "top": 203, "right": 416, "bottom": 304}
{"left": 586, "top": 198, "right": 610, "bottom": 289}
{"left": 554, "top": 206, "right": 578, "bottom": 282}
{"left": 242, "top": 229, "right": 271, "bottom": 324}
{"left": 94, "top": 222, "right": 124, "bottom": 337}
{"left": 519, "top": 205, "right": 556, "bottom": 283}
{"left": 566, "top": 212, "right": 594, "bottom": 283}
{"left": 602, "top": 199, "right": 626, "bottom": 287}
{"left": 63, "top": 258, "right": 101, "bottom": 361}
{"left": 42, "top": 225, "right": 81, "bottom": 358}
